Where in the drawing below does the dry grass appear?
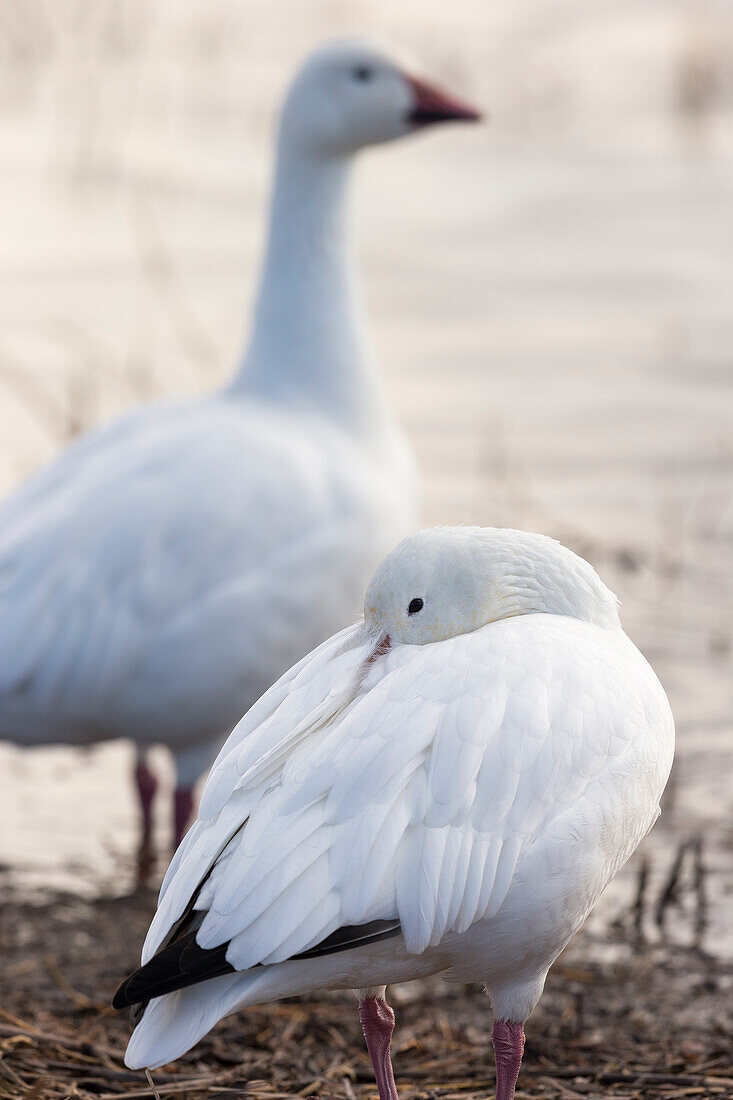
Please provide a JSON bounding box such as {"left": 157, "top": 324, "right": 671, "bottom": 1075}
{"left": 0, "top": 887, "right": 730, "bottom": 1100}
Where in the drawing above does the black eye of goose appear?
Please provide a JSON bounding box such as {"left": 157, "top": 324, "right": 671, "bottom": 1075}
{"left": 352, "top": 65, "right": 374, "bottom": 82}
{"left": 408, "top": 597, "right": 424, "bottom": 615}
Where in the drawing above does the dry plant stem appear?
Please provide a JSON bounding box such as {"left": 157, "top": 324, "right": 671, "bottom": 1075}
{"left": 654, "top": 834, "right": 708, "bottom": 952}
{"left": 144, "top": 1069, "right": 162, "bottom": 1100}
{"left": 655, "top": 839, "right": 691, "bottom": 929}
{"left": 691, "top": 835, "right": 708, "bottom": 948}
{"left": 632, "top": 855, "right": 649, "bottom": 939}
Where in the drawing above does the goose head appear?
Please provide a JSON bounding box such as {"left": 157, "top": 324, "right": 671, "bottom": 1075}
{"left": 278, "top": 40, "right": 481, "bottom": 158}
{"left": 364, "top": 526, "right": 621, "bottom": 647}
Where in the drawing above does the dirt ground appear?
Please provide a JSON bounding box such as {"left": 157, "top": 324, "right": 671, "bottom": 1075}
{"left": 0, "top": 6, "right": 732, "bottom": 1100}
{"left": 1, "top": 884, "right": 730, "bottom": 1100}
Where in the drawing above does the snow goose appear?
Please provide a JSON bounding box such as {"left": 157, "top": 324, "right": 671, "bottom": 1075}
{"left": 114, "top": 526, "right": 674, "bottom": 1100}
{"left": 0, "top": 43, "right": 479, "bottom": 875}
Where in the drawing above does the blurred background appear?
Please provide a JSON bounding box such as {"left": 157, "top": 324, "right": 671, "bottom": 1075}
{"left": 0, "top": 0, "right": 731, "bottom": 964}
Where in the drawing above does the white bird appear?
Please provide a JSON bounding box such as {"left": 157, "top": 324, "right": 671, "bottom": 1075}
{"left": 0, "top": 43, "right": 479, "bottom": 875}
{"left": 114, "top": 526, "right": 674, "bottom": 1100}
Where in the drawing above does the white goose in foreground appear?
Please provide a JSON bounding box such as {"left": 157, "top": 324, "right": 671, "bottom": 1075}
{"left": 114, "top": 527, "right": 674, "bottom": 1100}
{"left": 0, "top": 43, "right": 479, "bottom": 874}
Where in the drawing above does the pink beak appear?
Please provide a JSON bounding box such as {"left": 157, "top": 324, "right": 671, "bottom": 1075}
{"left": 405, "top": 73, "right": 482, "bottom": 127}
{"left": 367, "top": 633, "right": 391, "bottom": 664}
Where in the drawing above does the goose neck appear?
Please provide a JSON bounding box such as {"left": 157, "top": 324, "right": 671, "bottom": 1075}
{"left": 233, "top": 143, "right": 386, "bottom": 432}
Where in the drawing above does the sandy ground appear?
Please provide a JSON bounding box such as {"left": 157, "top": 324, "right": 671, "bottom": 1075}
{"left": 0, "top": 2, "right": 732, "bottom": 1095}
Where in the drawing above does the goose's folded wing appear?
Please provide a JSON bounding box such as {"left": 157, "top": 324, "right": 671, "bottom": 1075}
{"left": 141, "top": 616, "right": 665, "bottom": 980}
{"left": 142, "top": 621, "right": 373, "bottom": 963}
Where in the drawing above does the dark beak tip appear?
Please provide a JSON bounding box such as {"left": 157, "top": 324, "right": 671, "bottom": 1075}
{"left": 405, "top": 73, "right": 483, "bottom": 129}
{"left": 457, "top": 106, "right": 483, "bottom": 124}
{"left": 409, "top": 106, "right": 483, "bottom": 127}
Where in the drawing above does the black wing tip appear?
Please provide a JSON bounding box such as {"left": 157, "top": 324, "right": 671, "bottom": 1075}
{"left": 112, "top": 967, "right": 154, "bottom": 1010}
{"left": 111, "top": 919, "right": 403, "bottom": 1011}
{"left": 111, "top": 935, "right": 235, "bottom": 1010}
{"left": 112, "top": 980, "right": 132, "bottom": 1011}
{"left": 113, "top": 972, "right": 146, "bottom": 1010}
{"left": 111, "top": 978, "right": 150, "bottom": 1032}
{"left": 292, "top": 919, "right": 402, "bottom": 961}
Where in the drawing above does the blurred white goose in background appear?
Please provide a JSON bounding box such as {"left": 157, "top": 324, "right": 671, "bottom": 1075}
{"left": 0, "top": 42, "right": 480, "bottom": 877}
{"left": 114, "top": 526, "right": 674, "bottom": 1100}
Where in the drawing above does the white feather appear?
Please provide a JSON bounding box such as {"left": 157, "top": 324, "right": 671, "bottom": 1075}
{"left": 124, "top": 528, "right": 674, "bottom": 1071}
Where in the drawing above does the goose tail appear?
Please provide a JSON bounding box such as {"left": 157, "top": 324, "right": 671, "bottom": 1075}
{"left": 124, "top": 970, "right": 252, "bottom": 1070}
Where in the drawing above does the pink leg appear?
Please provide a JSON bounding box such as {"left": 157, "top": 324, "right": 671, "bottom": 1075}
{"left": 359, "top": 997, "right": 399, "bottom": 1100}
{"left": 134, "top": 760, "right": 158, "bottom": 883}
{"left": 173, "top": 786, "right": 195, "bottom": 850}
{"left": 492, "top": 1019, "right": 525, "bottom": 1100}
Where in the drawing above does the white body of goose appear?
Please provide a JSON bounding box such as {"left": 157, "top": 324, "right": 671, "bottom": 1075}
{"left": 0, "top": 43, "right": 479, "bottom": 868}
{"left": 115, "top": 527, "right": 674, "bottom": 1100}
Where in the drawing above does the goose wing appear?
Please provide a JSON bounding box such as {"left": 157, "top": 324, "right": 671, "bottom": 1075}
{"left": 129, "top": 613, "right": 672, "bottom": 1002}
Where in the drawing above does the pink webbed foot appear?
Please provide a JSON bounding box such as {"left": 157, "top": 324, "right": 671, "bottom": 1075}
{"left": 359, "top": 996, "right": 399, "bottom": 1100}
{"left": 492, "top": 1019, "right": 526, "bottom": 1100}
{"left": 134, "top": 759, "right": 159, "bottom": 884}
{"left": 173, "top": 786, "right": 195, "bottom": 851}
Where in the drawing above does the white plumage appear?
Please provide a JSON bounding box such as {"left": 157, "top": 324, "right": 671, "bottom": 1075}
{"left": 0, "top": 402, "right": 407, "bottom": 752}
{"left": 0, "top": 42, "right": 478, "bottom": 863}
{"left": 117, "top": 527, "right": 674, "bottom": 1100}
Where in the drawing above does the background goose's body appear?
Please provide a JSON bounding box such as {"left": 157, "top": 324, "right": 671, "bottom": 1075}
{"left": 0, "top": 396, "right": 408, "bottom": 752}
{"left": 0, "top": 42, "right": 478, "bottom": 867}
{"left": 116, "top": 528, "right": 674, "bottom": 1100}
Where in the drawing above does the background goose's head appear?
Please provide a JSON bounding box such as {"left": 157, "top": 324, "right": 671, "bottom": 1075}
{"left": 279, "top": 40, "right": 480, "bottom": 158}
{"left": 364, "top": 526, "right": 621, "bottom": 646}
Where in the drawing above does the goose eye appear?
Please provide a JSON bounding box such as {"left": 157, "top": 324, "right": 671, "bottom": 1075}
{"left": 352, "top": 65, "right": 374, "bottom": 82}
{"left": 408, "top": 597, "right": 424, "bottom": 615}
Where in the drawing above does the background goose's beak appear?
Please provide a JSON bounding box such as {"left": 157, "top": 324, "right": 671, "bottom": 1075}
{"left": 405, "top": 73, "right": 482, "bottom": 126}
